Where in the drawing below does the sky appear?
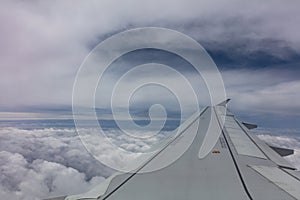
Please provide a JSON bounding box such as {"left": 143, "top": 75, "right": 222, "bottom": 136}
{"left": 0, "top": 0, "right": 300, "bottom": 126}
{"left": 1, "top": 0, "right": 300, "bottom": 199}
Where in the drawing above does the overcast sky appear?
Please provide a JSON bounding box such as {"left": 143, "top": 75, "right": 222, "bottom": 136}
{"left": 0, "top": 0, "right": 300, "bottom": 127}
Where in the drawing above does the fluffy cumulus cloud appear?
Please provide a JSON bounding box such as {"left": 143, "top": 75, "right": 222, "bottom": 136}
{"left": 0, "top": 125, "right": 299, "bottom": 200}
{"left": 0, "top": 126, "right": 169, "bottom": 199}
{"left": 0, "top": 151, "right": 104, "bottom": 200}
{"left": 0, "top": 128, "right": 104, "bottom": 199}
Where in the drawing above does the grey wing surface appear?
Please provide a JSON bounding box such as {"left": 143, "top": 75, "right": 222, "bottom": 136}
{"left": 46, "top": 103, "right": 300, "bottom": 200}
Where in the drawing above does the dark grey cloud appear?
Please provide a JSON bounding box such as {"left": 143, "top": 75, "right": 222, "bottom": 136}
{"left": 1, "top": 0, "right": 300, "bottom": 112}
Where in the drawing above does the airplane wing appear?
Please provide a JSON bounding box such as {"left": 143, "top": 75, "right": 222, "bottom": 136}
{"left": 46, "top": 100, "right": 300, "bottom": 200}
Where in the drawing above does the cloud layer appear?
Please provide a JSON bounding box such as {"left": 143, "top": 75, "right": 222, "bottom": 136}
{"left": 0, "top": 123, "right": 300, "bottom": 200}
{"left": 0, "top": 124, "right": 299, "bottom": 200}
{"left": 0, "top": 151, "right": 105, "bottom": 200}
{"left": 0, "top": 127, "right": 106, "bottom": 199}
{"left": 0, "top": 125, "right": 170, "bottom": 199}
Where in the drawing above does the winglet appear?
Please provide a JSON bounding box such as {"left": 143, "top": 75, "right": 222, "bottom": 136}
{"left": 217, "top": 99, "right": 231, "bottom": 106}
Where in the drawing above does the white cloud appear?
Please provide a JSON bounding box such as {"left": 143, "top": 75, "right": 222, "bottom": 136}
{"left": 257, "top": 133, "right": 300, "bottom": 170}
{"left": 0, "top": 127, "right": 109, "bottom": 199}
{"left": 0, "top": 125, "right": 170, "bottom": 199}
{"left": 0, "top": 122, "right": 299, "bottom": 199}
{"left": 0, "top": 151, "right": 105, "bottom": 200}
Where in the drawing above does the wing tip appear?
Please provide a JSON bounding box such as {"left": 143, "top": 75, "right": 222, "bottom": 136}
{"left": 217, "top": 98, "right": 231, "bottom": 106}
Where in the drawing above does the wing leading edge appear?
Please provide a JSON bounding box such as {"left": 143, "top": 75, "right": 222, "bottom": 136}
{"left": 45, "top": 102, "right": 300, "bottom": 200}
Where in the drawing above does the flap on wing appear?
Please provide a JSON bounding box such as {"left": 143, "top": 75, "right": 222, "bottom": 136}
{"left": 44, "top": 197, "right": 66, "bottom": 200}
{"left": 282, "top": 168, "right": 300, "bottom": 180}
{"left": 220, "top": 107, "right": 296, "bottom": 169}
{"left": 267, "top": 144, "right": 294, "bottom": 157}
{"left": 224, "top": 116, "right": 267, "bottom": 159}
{"left": 242, "top": 122, "right": 258, "bottom": 130}
{"left": 249, "top": 165, "right": 300, "bottom": 199}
